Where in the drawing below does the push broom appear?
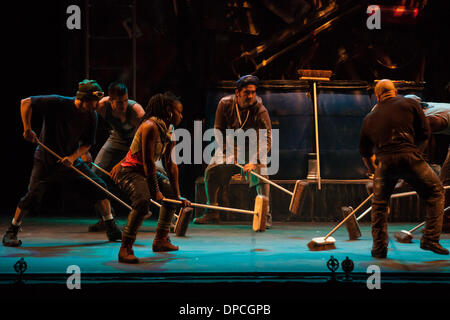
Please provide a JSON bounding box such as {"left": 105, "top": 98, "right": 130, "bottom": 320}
{"left": 37, "top": 139, "right": 134, "bottom": 211}
{"left": 37, "top": 140, "right": 192, "bottom": 236}
{"left": 307, "top": 193, "right": 373, "bottom": 251}
{"left": 91, "top": 162, "right": 192, "bottom": 236}
{"left": 394, "top": 206, "right": 450, "bottom": 243}
{"left": 343, "top": 186, "right": 450, "bottom": 240}
{"left": 234, "top": 163, "right": 308, "bottom": 214}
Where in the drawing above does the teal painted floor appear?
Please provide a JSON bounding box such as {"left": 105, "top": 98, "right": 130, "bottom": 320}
{"left": 0, "top": 217, "right": 449, "bottom": 275}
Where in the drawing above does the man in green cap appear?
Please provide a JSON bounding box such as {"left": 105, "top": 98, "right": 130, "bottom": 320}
{"left": 2, "top": 79, "right": 122, "bottom": 247}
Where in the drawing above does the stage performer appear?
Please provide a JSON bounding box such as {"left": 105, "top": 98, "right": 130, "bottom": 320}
{"left": 2, "top": 80, "right": 122, "bottom": 247}
{"left": 405, "top": 95, "right": 450, "bottom": 233}
{"left": 194, "top": 75, "right": 272, "bottom": 227}
{"left": 111, "top": 92, "right": 189, "bottom": 263}
{"left": 87, "top": 81, "right": 145, "bottom": 232}
{"left": 359, "top": 79, "right": 448, "bottom": 258}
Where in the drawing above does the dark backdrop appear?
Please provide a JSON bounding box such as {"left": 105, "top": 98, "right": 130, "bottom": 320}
{"left": 1, "top": 0, "right": 449, "bottom": 215}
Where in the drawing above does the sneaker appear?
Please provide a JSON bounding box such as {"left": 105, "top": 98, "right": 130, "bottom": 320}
{"left": 420, "top": 240, "right": 449, "bottom": 255}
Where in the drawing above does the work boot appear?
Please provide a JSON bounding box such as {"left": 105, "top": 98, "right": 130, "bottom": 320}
{"left": 420, "top": 240, "right": 449, "bottom": 255}
{"left": 105, "top": 219, "right": 122, "bottom": 241}
{"left": 118, "top": 236, "right": 139, "bottom": 263}
{"left": 88, "top": 219, "right": 105, "bottom": 232}
{"left": 193, "top": 212, "right": 220, "bottom": 224}
{"left": 2, "top": 225, "right": 22, "bottom": 247}
{"left": 152, "top": 229, "right": 178, "bottom": 252}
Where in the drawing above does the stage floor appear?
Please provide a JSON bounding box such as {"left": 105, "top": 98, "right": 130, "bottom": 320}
{"left": 1, "top": 217, "right": 449, "bottom": 277}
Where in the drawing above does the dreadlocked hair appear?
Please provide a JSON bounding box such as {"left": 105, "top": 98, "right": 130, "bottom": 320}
{"left": 142, "top": 92, "right": 178, "bottom": 124}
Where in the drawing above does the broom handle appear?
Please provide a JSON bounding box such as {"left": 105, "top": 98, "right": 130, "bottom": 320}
{"left": 355, "top": 186, "right": 450, "bottom": 221}
{"left": 409, "top": 221, "right": 426, "bottom": 233}
{"left": 163, "top": 198, "right": 255, "bottom": 215}
{"left": 313, "top": 81, "right": 321, "bottom": 190}
{"left": 91, "top": 162, "right": 162, "bottom": 208}
{"left": 324, "top": 193, "right": 374, "bottom": 240}
{"left": 36, "top": 140, "right": 133, "bottom": 211}
{"left": 356, "top": 207, "right": 372, "bottom": 221}
{"left": 391, "top": 185, "right": 450, "bottom": 198}
{"left": 234, "top": 163, "right": 293, "bottom": 196}
{"left": 407, "top": 206, "right": 450, "bottom": 233}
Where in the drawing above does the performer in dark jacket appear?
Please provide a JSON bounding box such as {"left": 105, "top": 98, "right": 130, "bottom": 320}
{"left": 360, "top": 79, "right": 448, "bottom": 257}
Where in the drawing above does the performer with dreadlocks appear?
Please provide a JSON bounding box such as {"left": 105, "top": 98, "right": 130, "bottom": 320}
{"left": 111, "top": 92, "right": 189, "bottom": 263}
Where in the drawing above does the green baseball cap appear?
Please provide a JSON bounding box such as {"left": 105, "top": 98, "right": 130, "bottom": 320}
{"left": 76, "top": 79, "right": 104, "bottom": 100}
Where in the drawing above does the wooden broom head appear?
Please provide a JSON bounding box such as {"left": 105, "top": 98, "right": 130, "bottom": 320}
{"left": 174, "top": 207, "right": 193, "bottom": 236}
{"left": 289, "top": 180, "right": 308, "bottom": 215}
{"left": 342, "top": 206, "right": 362, "bottom": 240}
{"left": 297, "top": 69, "right": 332, "bottom": 81}
{"left": 253, "top": 195, "right": 268, "bottom": 232}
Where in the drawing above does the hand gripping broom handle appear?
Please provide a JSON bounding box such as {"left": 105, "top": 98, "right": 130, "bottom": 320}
{"left": 162, "top": 198, "right": 256, "bottom": 215}
{"left": 234, "top": 163, "right": 294, "bottom": 196}
{"left": 36, "top": 139, "right": 133, "bottom": 211}
{"left": 324, "top": 193, "right": 374, "bottom": 240}
{"left": 91, "top": 162, "right": 162, "bottom": 208}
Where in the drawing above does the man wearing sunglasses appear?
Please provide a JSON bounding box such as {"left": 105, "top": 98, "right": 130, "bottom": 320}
{"left": 2, "top": 79, "right": 122, "bottom": 247}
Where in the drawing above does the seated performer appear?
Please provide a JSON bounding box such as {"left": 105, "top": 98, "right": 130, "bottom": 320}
{"left": 194, "top": 75, "right": 272, "bottom": 226}
{"left": 2, "top": 80, "right": 122, "bottom": 247}
{"left": 111, "top": 92, "right": 189, "bottom": 263}
{"left": 88, "top": 81, "right": 145, "bottom": 232}
{"left": 359, "top": 79, "right": 448, "bottom": 258}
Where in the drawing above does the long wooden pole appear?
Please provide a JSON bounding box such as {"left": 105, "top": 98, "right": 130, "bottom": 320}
{"left": 36, "top": 140, "right": 132, "bottom": 210}
{"left": 313, "top": 81, "right": 321, "bottom": 190}
{"left": 234, "top": 163, "right": 293, "bottom": 196}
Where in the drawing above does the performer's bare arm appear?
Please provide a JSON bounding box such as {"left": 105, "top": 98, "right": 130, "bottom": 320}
{"left": 95, "top": 97, "right": 108, "bottom": 118}
{"left": 130, "top": 103, "right": 145, "bottom": 128}
{"left": 60, "top": 145, "right": 91, "bottom": 167}
{"left": 20, "top": 98, "right": 37, "bottom": 143}
{"left": 362, "top": 154, "right": 377, "bottom": 178}
{"left": 141, "top": 120, "right": 163, "bottom": 201}
{"left": 164, "top": 141, "right": 190, "bottom": 206}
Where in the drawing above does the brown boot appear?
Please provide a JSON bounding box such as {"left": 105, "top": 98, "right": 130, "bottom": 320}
{"left": 118, "top": 236, "right": 139, "bottom": 263}
{"left": 152, "top": 229, "right": 179, "bottom": 252}
{"left": 193, "top": 212, "right": 220, "bottom": 224}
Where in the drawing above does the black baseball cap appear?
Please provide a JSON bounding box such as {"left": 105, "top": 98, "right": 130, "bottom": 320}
{"left": 236, "top": 75, "right": 259, "bottom": 89}
{"left": 76, "top": 79, "right": 104, "bottom": 100}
